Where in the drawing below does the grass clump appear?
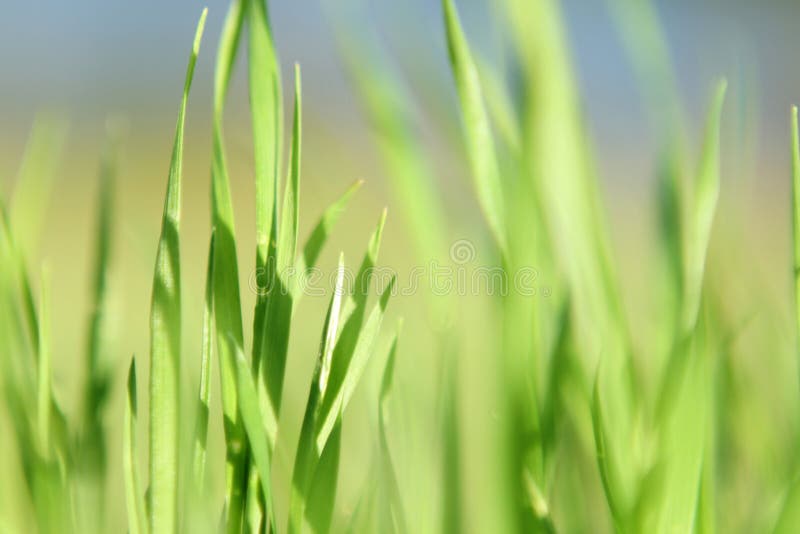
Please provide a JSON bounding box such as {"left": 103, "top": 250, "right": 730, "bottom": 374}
{"left": 3, "top": 0, "right": 800, "bottom": 533}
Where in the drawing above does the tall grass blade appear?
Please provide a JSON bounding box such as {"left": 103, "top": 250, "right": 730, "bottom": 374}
{"left": 442, "top": 0, "right": 506, "bottom": 252}
{"left": 124, "top": 358, "right": 147, "bottom": 534}
{"left": 289, "top": 255, "right": 345, "bottom": 534}
{"left": 681, "top": 80, "right": 727, "bottom": 334}
{"left": 231, "top": 340, "right": 276, "bottom": 533}
{"left": 79, "top": 133, "right": 117, "bottom": 487}
{"left": 314, "top": 212, "right": 388, "bottom": 450}
{"left": 791, "top": 106, "right": 800, "bottom": 367}
{"left": 317, "top": 274, "right": 396, "bottom": 452}
{"left": 208, "top": 2, "right": 249, "bottom": 529}
{"left": 257, "top": 64, "right": 303, "bottom": 438}
{"left": 192, "top": 231, "right": 216, "bottom": 489}
{"left": 147, "top": 9, "right": 206, "bottom": 532}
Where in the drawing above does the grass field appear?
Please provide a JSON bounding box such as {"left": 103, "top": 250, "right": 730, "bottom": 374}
{"left": 2, "top": 0, "right": 800, "bottom": 532}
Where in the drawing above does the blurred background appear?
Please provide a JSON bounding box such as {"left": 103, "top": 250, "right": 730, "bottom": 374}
{"left": 2, "top": 0, "right": 800, "bottom": 531}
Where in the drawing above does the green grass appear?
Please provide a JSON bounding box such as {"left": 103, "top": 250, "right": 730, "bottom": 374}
{"left": 2, "top": 0, "right": 800, "bottom": 532}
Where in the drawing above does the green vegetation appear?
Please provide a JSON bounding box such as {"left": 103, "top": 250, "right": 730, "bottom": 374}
{"left": 1, "top": 0, "right": 800, "bottom": 532}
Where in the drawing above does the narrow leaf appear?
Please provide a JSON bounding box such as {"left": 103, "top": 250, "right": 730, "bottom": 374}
{"left": 147, "top": 10, "right": 206, "bottom": 532}
{"left": 192, "top": 231, "right": 216, "bottom": 488}
{"left": 124, "top": 358, "right": 147, "bottom": 534}
{"left": 442, "top": 0, "right": 506, "bottom": 251}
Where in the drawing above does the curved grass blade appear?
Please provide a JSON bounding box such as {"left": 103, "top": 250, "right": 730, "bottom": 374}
{"left": 257, "top": 65, "right": 303, "bottom": 438}
{"left": 681, "top": 80, "right": 727, "bottom": 334}
{"left": 124, "top": 358, "right": 147, "bottom": 534}
{"left": 208, "top": 2, "right": 250, "bottom": 529}
{"left": 442, "top": 0, "right": 506, "bottom": 252}
{"left": 231, "top": 339, "right": 276, "bottom": 534}
{"left": 289, "top": 255, "right": 346, "bottom": 534}
{"left": 314, "top": 212, "right": 388, "bottom": 450}
{"left": 591, "top": 372, "right": 625, "bottom": 530}
{"left": 316, "top": 274, "right": 396, "bottom": 452}
{"left": 147, "top": 10, "right": 206, "bottom": 532}
{"left": 192, "top": 231, "right": 216, "bottom": 489}
{"left": 36, "top": 266, "right": 51, "bottom": 459}
{"left": 294, "top": 180, "right": 363, "bottom": 302}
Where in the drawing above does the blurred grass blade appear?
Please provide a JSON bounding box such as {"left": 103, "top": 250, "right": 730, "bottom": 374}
{"left": 792, "top": 106, "right": 800, "bottom": 363}
{"left": 442, "top": 0, "right": 506, "bottom": 251}
{"left": 36, "top": 267, "right": 51, "bottom": 459}
{"left": 124, "top": 358, "right": 147, "bottom": 534}
{"left": 80, "top": 133, "right": 118, "bottom": 482}
{"left": 147, "top": 10, "right": 206, "bottom": 532}
{"left": 334, "top": 21, "right": 447, "bottom": 265}
{"left": 774, "top": 477, "right": 800, "bottom": 534}
{"left": 288, "top": 255, "right": 345, "bottom": 534}
{"left": 192, "top": 231, "right": 216, "bottom": 488}
{"left": 9, "top": 115, "right": 67, "bottom": 256}
{"left": 681, "top": 80, "right": 727, "bottom": 333}
{"left": 378, "top": 325, "right": 408, "bottom": 534}
{"left": 591, "top": 373, "right": 625, "bottom": 530}
{"left": 232, "top": 340, "right": 276, "bottom": 533}
{"left": 208, "top": 1, "right": 250, "bottom": 529}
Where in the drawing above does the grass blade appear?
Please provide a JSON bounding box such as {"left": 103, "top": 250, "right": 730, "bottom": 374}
{"left": 124, "top": 358, "right": 147, "bottom": 534}
{"left": 79, "top": 132, "right": 117, "bottom": 484}
{"left": 591, "top": 373, "right": 625, "bottom": 530}
{"left": 305, "top": 416, "right": 342, "bottom": 534}
{"left": 147, "top": 10, "right": 206, "bottom": 532}
{"left": 791, "top": 106, "right": 800, "bottom": 367}
{"left": 681, "top": 80, "right": 727, "bottom": 334}
{"left": 316, "top": 274, "right": 396, "bottom": 452}
{"left": 294, "top": 180, "right": 363, "bottom": 301}
{"left": 248, "top": 0, "right": 282, "bottom": 274}
{"left": 231, "top": 340, "right": 276, "bottom": 533}
{"left": 257, "top": 65, "right": 303, "bottom": 439}
{"left": 314, "top": 212, "right": 388, "bottom": 450}
{"left": 208, "top": 2, "right": 250, "bottom": 529}
{"left": 378, "top": 325, "right": 408, "bottom": 534}
{"left": 9, "top": 115, "right": 67, "bottom": 256}
{"left": 442, "top": 0, "right": 506, "bottom": 251}
{"left": 192, "top": 231, "right": 216, "bottom": 489}
{"left": 289, "top": 255, "right": 346, "bottom": 534}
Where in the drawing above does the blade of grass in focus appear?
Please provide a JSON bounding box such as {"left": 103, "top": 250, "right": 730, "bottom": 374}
{"left": 314, "top": 211, "right": 388, "bottom": 451}
{"left": 256, "top": 64, "right": 303, "bottom": 449}
{"left": 377, "top": 325, "right": 408, "bottom": 534}
{"left": 294, "top": 180, "right": 363, "bottom": 303}
{"left": 289, "top": 255, "right": 346, "bottom": 534}
{"left": 208, "top": 2, "right": 250, "bottom": 529}
{"left": 147, "top": 9, "right": 206, "bottom": 532}
{"left": 192, "top": 231, "right": 216, "bottom": 489}
{"left": 232, "top": 340, "right": 276, "bottom": 533}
